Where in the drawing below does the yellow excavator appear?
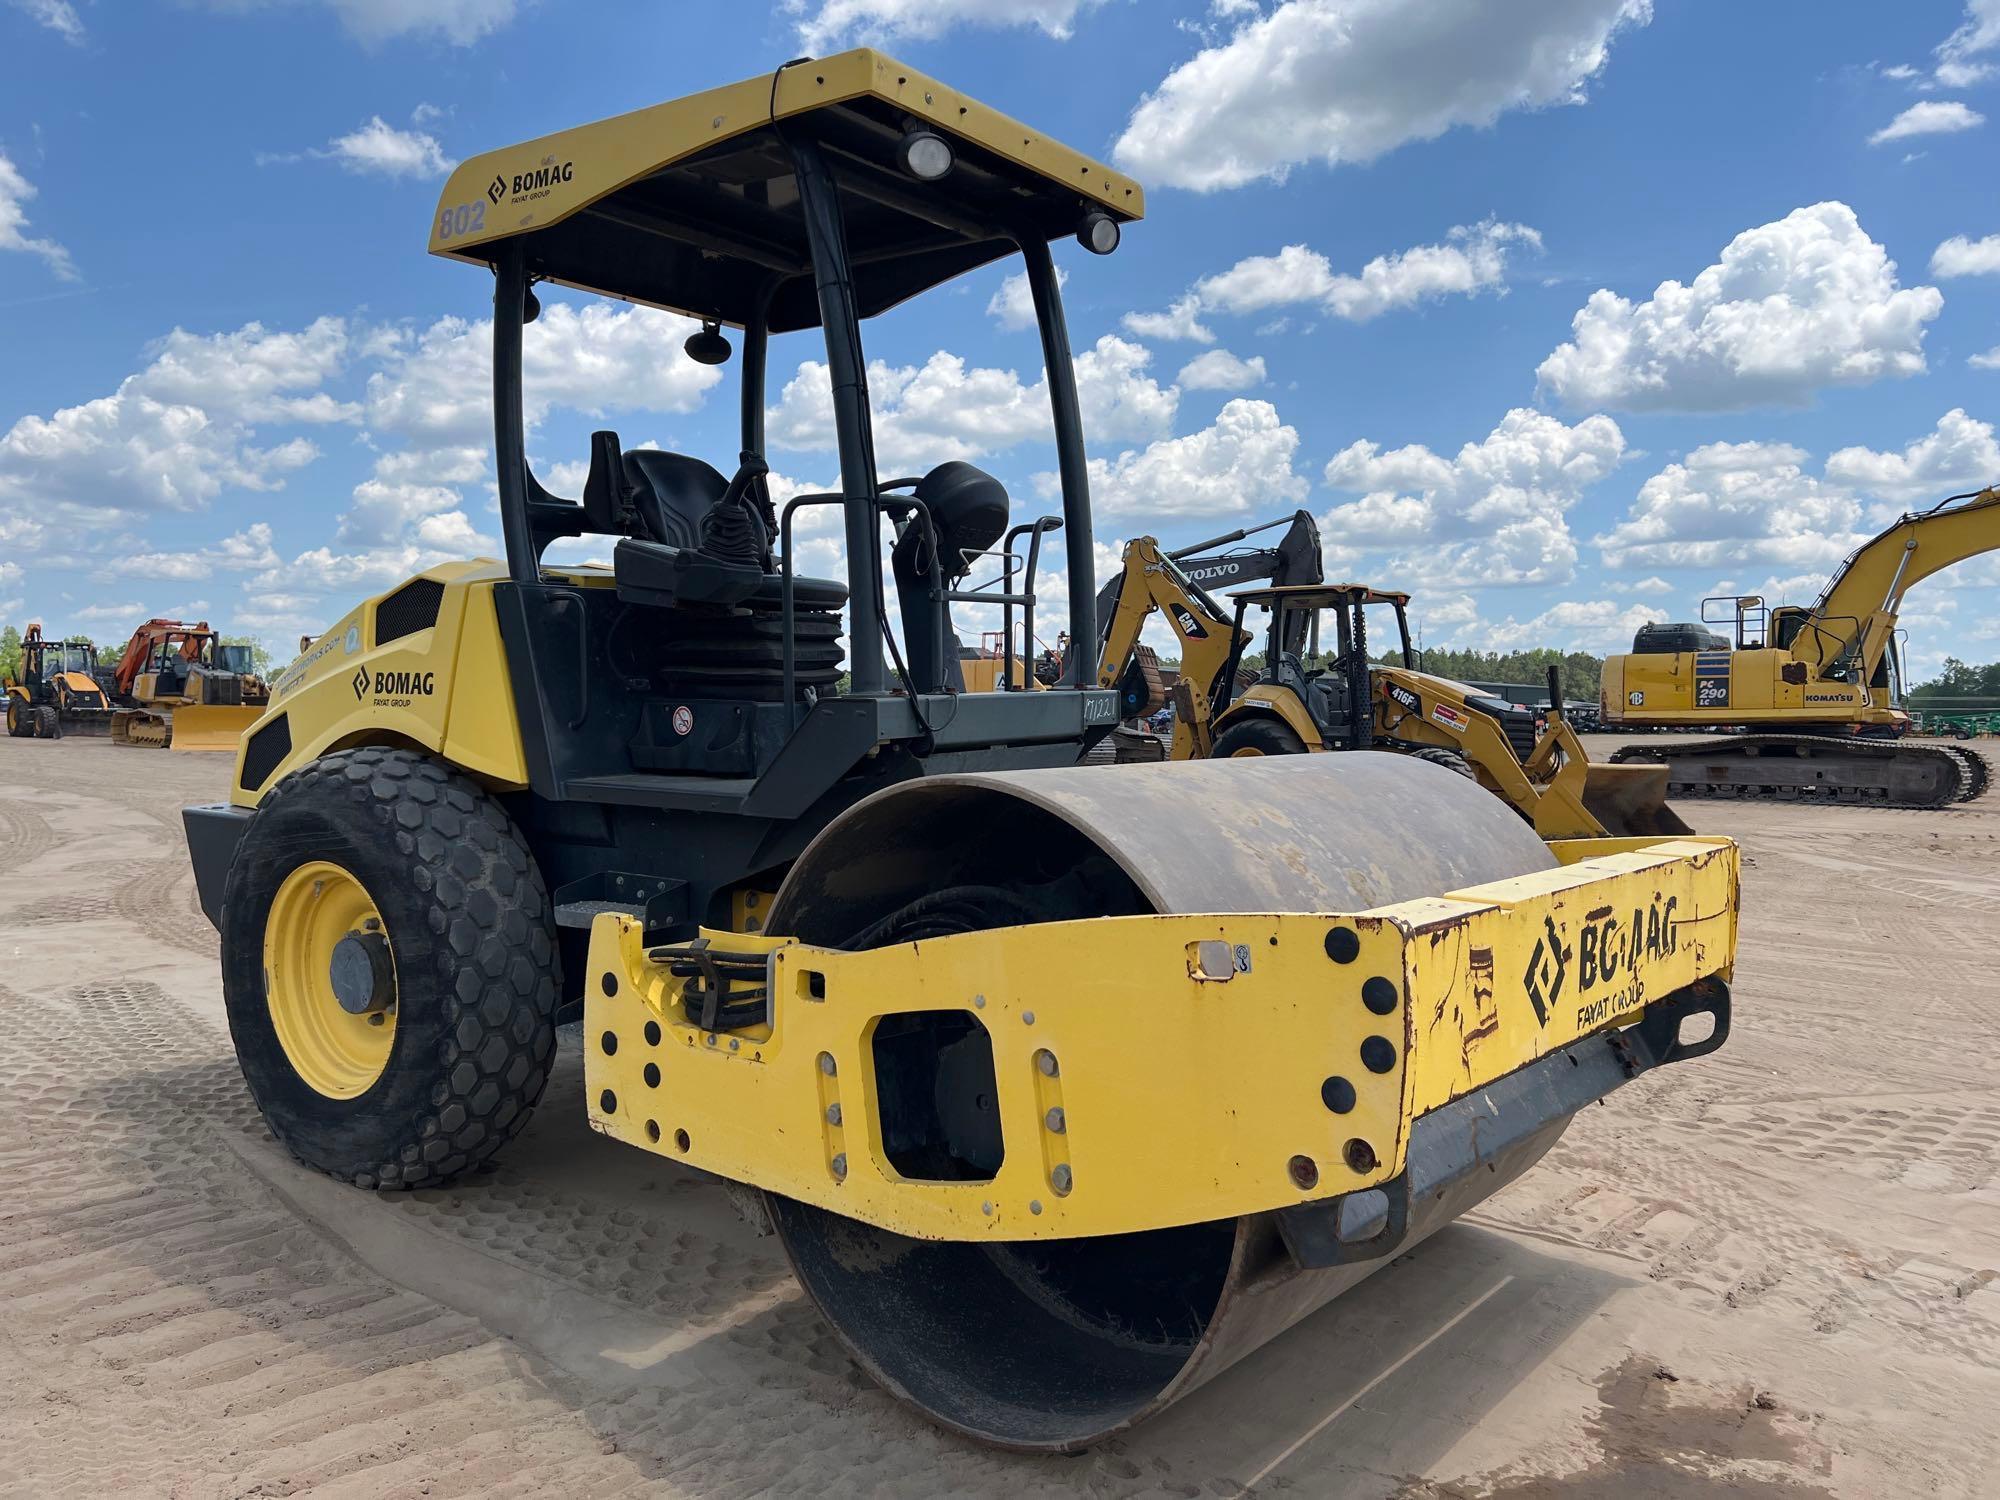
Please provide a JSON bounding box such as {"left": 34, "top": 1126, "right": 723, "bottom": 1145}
{"left": 1093, "top": 532, "right": 1688, "bottom": 838}
{"left": 180, "top": 53, "right": 1738, "bottom": 1452}
{"left": 1604, "top": 485, "right": 1999, "bottom": 808}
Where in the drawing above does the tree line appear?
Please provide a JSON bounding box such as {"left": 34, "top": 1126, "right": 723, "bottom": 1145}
{"left": 1908, "top": 658, "right": 2000, "bottom": 709}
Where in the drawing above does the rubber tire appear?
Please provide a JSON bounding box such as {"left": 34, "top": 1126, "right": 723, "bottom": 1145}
{"left": 1210, "top": 716, "right": 1311, "bottom": 757}
{"left": 35, "top": 706, "right": 58, "bottom": 739}
{"left": 221, "top": 746, "right": 560, "bottom": 1189}
{"left": 1405, "top": 745, "right": 1477, "bottom": 780}
{"left": 5, "top": 699, "right": 25, "bottom": 737}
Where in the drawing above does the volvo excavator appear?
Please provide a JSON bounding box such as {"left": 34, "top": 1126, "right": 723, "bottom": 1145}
{"left": 1091, "top": 526, "right": 1687, "bottom": 838}
{"left": 109, "top": 619, "right": 270, "bottom": 750}
{"left": 180, "top": 54, "right": 1739, "bottom": 1452}
{"left": 1604, "top": 485, "right": 1999, "bottom": 808}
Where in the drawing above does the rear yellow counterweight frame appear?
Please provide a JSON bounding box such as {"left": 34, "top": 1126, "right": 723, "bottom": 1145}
{"left": 585, "top": 835, "right": 1736, "bottom": 1242}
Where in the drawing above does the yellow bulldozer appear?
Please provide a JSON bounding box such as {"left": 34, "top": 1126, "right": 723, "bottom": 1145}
{"left": 109, "top": 618, "right": 270, "bottom": 750}
{"left": 1092, "top": 532, "right": 1688, "bottom": 839}
{"left": 181, "top": 53, "right": 1739, "bottom": 1451}
{"left": 1603, "top": 485, "right": 1998, "bottom": 808}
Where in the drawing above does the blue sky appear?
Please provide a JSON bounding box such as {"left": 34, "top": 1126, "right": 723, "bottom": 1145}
{"left": 2, "top": 0, "right": 1997, "bottom": 678}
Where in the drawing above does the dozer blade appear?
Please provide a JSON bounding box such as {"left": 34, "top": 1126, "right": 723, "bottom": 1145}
{"left": 582, "top": 753, "right": 1739, "bottom": 1450}
{"left": 166, "top": 703, "right": 263, "bottom": 752}
{"left": 1580, "top": 759, "right": 1694, "bottom": 837}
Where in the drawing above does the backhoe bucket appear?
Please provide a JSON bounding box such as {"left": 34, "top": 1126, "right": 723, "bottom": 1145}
{"left": 1581, "top": 759, "right": 1692, "bottom": 836}
{"left": 167, "top": 703, "right": 263, "bottom": 753}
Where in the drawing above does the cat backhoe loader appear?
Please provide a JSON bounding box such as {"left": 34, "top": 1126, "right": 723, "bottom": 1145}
{"left": 1093, "top": 537, "right": 1687, "bottom": 838}
{"left": 180, "top": 53, "right": 1737, "bottom": 1453}
{"left": 1604, "top": 485, "right": 1999, "bottom": 807}
{"left": 4, "top": 624, "right": 114, "bottom": 738}
{"left": 109, "top": 619, "right": 269, "bottom": 750}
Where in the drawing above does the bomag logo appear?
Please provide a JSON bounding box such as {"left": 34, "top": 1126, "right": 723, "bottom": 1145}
{"left": 497, "top": 158, "right": 576, "bottom": 203}
{"left": 352, "top": 668, "right": 436, "bottom": 702}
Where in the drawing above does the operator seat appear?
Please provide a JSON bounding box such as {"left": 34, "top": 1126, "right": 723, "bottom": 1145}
{"left": 593, "top": 434, "right": 846, "bottom": 612}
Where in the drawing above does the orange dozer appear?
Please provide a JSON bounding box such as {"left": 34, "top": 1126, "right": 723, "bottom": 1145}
{"left": 108, "top": 619, "right": 269, "bottom": 751}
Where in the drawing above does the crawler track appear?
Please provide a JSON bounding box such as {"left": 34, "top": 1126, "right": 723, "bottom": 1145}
{"left": 1610, "top": 734, "right": 1989, "bottom": 809}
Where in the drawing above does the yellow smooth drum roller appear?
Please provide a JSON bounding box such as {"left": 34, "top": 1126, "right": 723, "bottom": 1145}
{"left": 756, "top": 755, "right": 1567, "bottom": 1450}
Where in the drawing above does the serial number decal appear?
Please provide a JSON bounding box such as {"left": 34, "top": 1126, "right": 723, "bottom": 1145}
{"left": 1387, "top": 683, "right": 1421, "bottom": 715}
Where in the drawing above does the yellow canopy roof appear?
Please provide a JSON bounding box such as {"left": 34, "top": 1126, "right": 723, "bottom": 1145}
{"left": 428, "top": 50, "right": 1145, "bottom": 332}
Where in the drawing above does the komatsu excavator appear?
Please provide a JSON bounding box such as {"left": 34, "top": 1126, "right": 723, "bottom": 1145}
{"left": 180, "top": 53, "right": 1739, "bottom": 1452}
{"left": 1604, "top": 485, "right": 1999, "bottom": 807}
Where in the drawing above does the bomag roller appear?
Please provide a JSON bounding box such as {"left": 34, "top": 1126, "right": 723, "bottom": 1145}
{"left": 183, "top": 54, "right": 1741, "bottom": 1452}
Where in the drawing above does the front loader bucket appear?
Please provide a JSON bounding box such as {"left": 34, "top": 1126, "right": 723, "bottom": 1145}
{"left": 757, "top": 755, "right": 1568, "bottom": 1450}
{"left": 1580, "top": 759, "right": 1693, "bottom": 837}
{"left": 167, "top": 703, "right": 263, "bottom": 753}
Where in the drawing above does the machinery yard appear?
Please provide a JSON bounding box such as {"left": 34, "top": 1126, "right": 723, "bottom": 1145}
{"left": 3, "top": 732, "right": 1996, "bottom": 1498}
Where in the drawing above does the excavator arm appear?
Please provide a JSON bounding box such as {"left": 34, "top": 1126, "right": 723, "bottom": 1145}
{"left": 113, "top": 619, "right": 215, "bottom": 696}
{"left": 1800, "top": 486, "right": 2000, "bottom": 681}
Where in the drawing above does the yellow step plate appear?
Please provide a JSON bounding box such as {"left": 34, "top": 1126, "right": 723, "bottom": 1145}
{"left": 584, "top": 837, "right": 1737, "bottom": 1242}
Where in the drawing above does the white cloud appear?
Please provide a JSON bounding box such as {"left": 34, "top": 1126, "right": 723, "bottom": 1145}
{"left": 322, "top": 117, "right": 455, "bottom": 178}
{"left": 200, "top": 0, "right": 519, "bottom": 45}
{"left": 0, "top": 319, "right": 350, "bottom": 521}
{"left": 0, "top": 149, "right": 75, "bottom": 280}
{"left": 1537, "top": 202, "right": 1942, "bottom": 412}
{"left": 1195, "top": 220, "right": 1538, "bottom": 322}
{"left": 1113, "top": 0, "right": 1651, "bottom": 191}
{"left": 1972, "top": 346, "right": 2000, "bottom": 370}
{"left": 1176, "top": 349, "right": 1267, "bottom": 390}
{"left": 1823, "top": 408, "right": 2000, "bottom": 507}
{"left": 791, "top": 0, "right": 1104, "bottom": 49}
{"left": 1931, "top": 233, "right": 2000, "bottom": 277}
{"left": 1121, "top": 294, "right": 1216, "bottom": 345}
{"left": 1064, "top": 398, "right": 1307, "bottom": 518}
{"left": 1473, "top": 598, "right": 1668, "bottom": 653}
{"left": 769, "top": 335, "right": 1176, "bottom": 474}
{"left": 1321, "top": 408, "right": 1627, "bottom": 587}
{"left": 94, "top": 524, "right": 282, "bottom": 582}
{"left": 10, "top": 0, "right": 83, "bottom": 43}
{"left": 1618, "top": 575, "right": 1673, "bottom": 595}
{"left": 1868, "top": 100, "right": 1984, "bottom": 146}
{"left": 1594, "top": 441, "right": 1861, "bottom": 571}
{"left": 139, "top": 318, "right": 358, "bottom": 424}
{"left": 365, "top": 301, "right": 722, "bottom": 447}
{"left": 1936, "top": 1, "right": 2000, "bottom": 87}
{"left": 1596, "top": 412, "right": 2000, "bottom": 574}
{"left": 985, "top": 266, "right": 1066, "bottom": 331}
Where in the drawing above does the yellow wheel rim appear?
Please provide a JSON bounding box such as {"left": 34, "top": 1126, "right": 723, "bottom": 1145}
{"left": 1228, "top": 746, "right": 1266, "bottom": 757}
{"left": 263, "top": 860, "right": 397, "bottom": 1099}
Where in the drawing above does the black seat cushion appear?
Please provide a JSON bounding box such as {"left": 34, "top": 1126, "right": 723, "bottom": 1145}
{"left": 614, "top": 538, "right": 848, "bottom": 611}
{"left": 625, "top": 451, "right": 727, "bottom": 549}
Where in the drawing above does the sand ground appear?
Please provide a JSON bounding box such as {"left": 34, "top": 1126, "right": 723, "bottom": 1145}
{"left": 2, "top": 733, "right": 1997, "bottom": 1498}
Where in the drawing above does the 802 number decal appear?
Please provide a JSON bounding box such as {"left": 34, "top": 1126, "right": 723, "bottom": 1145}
{"left": 437, "top": 200, "right": 486, "bottom": 241}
